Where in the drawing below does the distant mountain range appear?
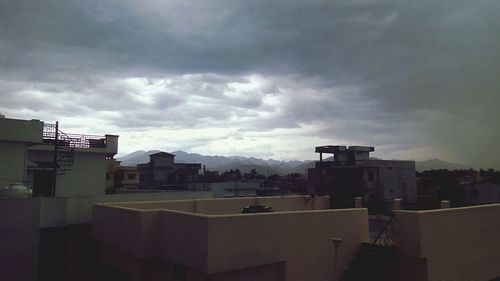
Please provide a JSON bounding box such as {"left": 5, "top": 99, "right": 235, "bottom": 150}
{"left": 117, "top": 150, "right": 473, "bottom": 175}
{"left": 117, "top": 150, "right": 310, "bottom": 175}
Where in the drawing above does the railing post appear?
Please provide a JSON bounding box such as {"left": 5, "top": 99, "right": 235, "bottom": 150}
{"left": 52, "top": 121, "right": 58, "bottom": 197}
{"left": 332, "top": 237, "right": 342, "bottom": 281}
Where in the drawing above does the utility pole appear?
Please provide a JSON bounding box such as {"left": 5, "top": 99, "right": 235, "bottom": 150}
{"left": 52, "top": 121, "right": 58, "bottom": 197}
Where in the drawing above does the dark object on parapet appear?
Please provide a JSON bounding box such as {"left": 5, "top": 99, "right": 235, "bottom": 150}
{"left": 241, "top": 205, "right": 273, "bottom": 213}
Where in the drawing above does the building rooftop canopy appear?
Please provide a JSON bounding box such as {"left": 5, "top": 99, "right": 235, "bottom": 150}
{"left": 315, "top": 145, "right": 374, "bottom": 154}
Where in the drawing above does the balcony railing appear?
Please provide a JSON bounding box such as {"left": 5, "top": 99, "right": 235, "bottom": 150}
{"left": 43, "top": 123, "right": 106, "bottom": 149}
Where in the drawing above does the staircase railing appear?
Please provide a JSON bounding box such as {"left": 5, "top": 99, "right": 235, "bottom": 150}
{"left": 372, "top": 213, "right": 395, "bottom": 247}
{"left": 43, "top": 123, "right": 106, "bottom": 148}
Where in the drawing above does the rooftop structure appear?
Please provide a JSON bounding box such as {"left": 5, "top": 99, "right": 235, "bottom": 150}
{"left": 0, "top": 118, "right": 44, "bottom": 188}
{"left": 92, "top": 195, "right": 368, "bottom": 281}
{"left": 106, "top": 159, "right": 140, "bottom": 193}
{"left": 315, "top": 145, "right": 375, "bottom": 164}
{"left": 0, "top": 116, "right": 214, "bottom": 281}
{"left": 29, "top": 122, "right": 118, "bottom": 196}
{"left": 309, "top": 145, "right": 416, "bottom": 209}
{"left": 137, "top": 151, "right": 202, "bottom": 190}
{"left": 92, "top": 196, "right": 500, "bottom": 281}
{"left": 0, "top": 116, "right": 119, "bottom": 196}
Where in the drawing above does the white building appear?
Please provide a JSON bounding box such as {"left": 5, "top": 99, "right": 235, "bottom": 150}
{"left": 0, "top": 116, "right": 118, "bottom": 196}
{"left": 308, "top": 145, "right": 417, "bottom": 208}
{"left": 0, "top": 116, "right": 213, "bottom": 281}
{"left": 464, "top": 182, "right": 500, "bottom": 205}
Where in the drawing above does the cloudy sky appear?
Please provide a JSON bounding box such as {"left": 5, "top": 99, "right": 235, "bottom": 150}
{"left": 1, "top": 0, "right": 499, "bottom": 168}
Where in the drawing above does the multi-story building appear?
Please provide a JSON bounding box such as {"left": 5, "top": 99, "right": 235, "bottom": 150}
{"left": 0, "top": 116, "right": 119, "bottom": 196}
{"left": 106, "top": 159, "right": 140, "bottom": 193}
{"left": 137, "top": 151, "right": 201, "bottom": 189}
{"left": 308, "top": 145, "right": 417, "bottom": 208}
{"left": 29, "top": 124, "right": 118, "bottom": 197}
{"left": 0, "top": 116, "right": 213, "bottom": 281}
{"left": 464, "top": 182, "right": 500, "bottom": 205}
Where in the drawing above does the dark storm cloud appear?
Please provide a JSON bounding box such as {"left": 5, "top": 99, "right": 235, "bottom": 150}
{"left": 0, "top": 0, "right": 499, "bottom": 167}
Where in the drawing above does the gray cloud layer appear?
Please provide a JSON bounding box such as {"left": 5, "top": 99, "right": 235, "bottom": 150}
{"left": 1, "top": 0, "right": 499, "bottom": 168}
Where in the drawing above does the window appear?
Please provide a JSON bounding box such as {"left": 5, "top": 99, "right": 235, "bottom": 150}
{"left": 127, "top": 173, "right": 136, "bottom": 180}
{"left": 469, "top": 188, "right": 479, "bottom": 198}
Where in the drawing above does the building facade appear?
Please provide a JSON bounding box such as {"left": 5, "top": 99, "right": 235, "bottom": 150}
{"left": 137, "top": 152, "right": 201, "bottom": 190}
{"left": 0, "top": 117, "right": 44, "bottom": 189}
{"left": 0, "top": 116, "right": 119, "bottom": 197}
{"left": 308, "top": 145, "right": 417, "bottom": 208}
{"left": 107, "top": 159, "right": 140, "bottom": 193}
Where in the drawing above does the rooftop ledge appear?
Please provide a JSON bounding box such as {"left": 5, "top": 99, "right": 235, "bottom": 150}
{"left": 95, "top": 195, "right": 332, "bottom": 216}
{"left": 91, "top": 195, "right": 370, "bottom": 275}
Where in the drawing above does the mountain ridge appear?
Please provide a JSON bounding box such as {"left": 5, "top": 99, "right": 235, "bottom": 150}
{"left": 117, "top": 150, "right": 474, "bottom": 174}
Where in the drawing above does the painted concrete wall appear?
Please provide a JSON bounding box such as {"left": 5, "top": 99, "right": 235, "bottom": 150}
{"left": 0, "top": 142, "right": 28, "bottom": 187}
{"left": 113, "top": 195, "right": 330, "bottom": 215}
{"left": 0, "top": 117, "right": 43, "bottom": 143}
{"left": 28, "top": 147, "right": 109, "bottom": 197}
{"left": 92, "top": 196, "right": 368, "bottom": 281}
{"left": 61, "top": 191, "right": 213, "bottom": 225}
{"left": 394, "top": 204, "right": 500, "bottom": 281}
{"left": 104, "top": 135, "right": 119, "bottom": 155}
{"left": 56, "top": 152, "right": 108, "bottom": 197}
{"left": 0, "top": 197, "right": 41, "bottom": 281}
{"left": 464, "top": 182, "right": 500, "bottom": 204}
{"left": 0, "top": 191, "right": 213, "bottom": 281}
{"left": 207, "top": 209, "right": 368, "bottom": 281}
{"left": 361, "top": 160, "right": 417, "bottom": 202}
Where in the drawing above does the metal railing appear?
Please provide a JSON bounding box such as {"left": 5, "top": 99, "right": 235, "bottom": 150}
{"left": 372, "top": 213, "right": 395, "bottom": 247}
{"left": 43, "top": 123, "right": 106, "bottom": 148}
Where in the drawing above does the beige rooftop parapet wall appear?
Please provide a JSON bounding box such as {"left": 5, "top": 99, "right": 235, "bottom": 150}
{"left": 394, "top": 204, "right": 500, "bottom": 281}
{"left": 92, "top": 196, "right": 369, "bottom": 281}
{"left": 105, "top": 195, "right": 330, "bottom": 215}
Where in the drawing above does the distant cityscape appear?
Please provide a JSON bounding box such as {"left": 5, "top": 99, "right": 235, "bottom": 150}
{"left": 2, "top": 116, "right": 500, "bottom": 281}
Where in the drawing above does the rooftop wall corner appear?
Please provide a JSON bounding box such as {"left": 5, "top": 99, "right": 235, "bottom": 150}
{"left": 104, "top": 134, "right": 119, "bottom": 156}
{"left": 0, "top": 117, "right": 43, "bottom": 144}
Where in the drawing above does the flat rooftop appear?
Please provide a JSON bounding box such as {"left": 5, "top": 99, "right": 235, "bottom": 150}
{"left": 92, "top": 195, "right": 369, "bottom": 279}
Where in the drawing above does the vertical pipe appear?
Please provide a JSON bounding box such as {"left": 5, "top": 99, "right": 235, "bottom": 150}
{"left": 52, "top": 121, "right": 58, "bottom": 197}
{"left": 332, "top": 238, "right": 342, "bottom": 281}
{"left": 203, "top": 165, "right": 206, "bottom": 191}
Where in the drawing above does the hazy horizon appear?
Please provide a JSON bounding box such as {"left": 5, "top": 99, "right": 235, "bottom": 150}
{"left": 1, "top": 1, "right": 499, "bottom": 168}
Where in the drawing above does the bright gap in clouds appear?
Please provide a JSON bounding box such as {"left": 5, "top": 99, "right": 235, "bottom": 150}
{"left": 1, "top": 0, "right": 499, "bottom": 168}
